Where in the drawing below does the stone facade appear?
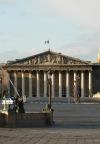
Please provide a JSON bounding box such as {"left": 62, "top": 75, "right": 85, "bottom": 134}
{"left": 2, "top": 50, "right": 94, "bottom": 98}
{"left": 92, "top": 64, "right": 100, "bottom": 94}
{"left": 0, "top": 64, "right": 8, "bottom": 97}
{"left": 0, "top": 111, "right": 53, "bottom": 127}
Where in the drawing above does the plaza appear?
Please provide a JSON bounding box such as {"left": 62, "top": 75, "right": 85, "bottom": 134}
{"left": 0, "top": 94, "right": 100, "bottom": 143}
{"left": 0, "top": 98, "right": 100, "bottom": 144}
{"left": 0, "top": 128, "right": 100, "bottom": 144}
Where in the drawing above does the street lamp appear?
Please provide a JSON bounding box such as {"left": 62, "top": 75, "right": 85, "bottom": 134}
{"left": 0, "top": 77, "right": 3, "bottom": 97}
{"left": 47, "top": 70, "right": 52, "bottom": 110}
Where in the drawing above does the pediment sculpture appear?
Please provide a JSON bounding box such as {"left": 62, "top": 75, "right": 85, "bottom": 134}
{"left": 21, "top": 53, "right": 85, "bottom": 65}
{"left": 9, "top": 51, "right": 89, "bottom": 65}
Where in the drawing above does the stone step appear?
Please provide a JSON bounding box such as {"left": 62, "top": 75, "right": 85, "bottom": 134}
{"left": 54, "top": 116, "right": 100, "bottom": 122}
{"left": 54, "top": 116, "right": 100, "bottom": 128}
{"left": 54, "top": 121, "right": 100, "bottom": 128}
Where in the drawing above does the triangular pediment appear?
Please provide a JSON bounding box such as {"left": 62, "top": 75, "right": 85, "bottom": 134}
{"left": 7, "top": 50, "right": 90, "bottom": 65}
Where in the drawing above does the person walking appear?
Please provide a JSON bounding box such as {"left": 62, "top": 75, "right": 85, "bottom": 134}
{"left": 77, "top": 87, "right": 81, "bottom": 103}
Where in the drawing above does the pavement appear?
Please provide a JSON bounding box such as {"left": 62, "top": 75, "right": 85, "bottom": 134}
{"left": 0, "top": 97, "right": 100, "bottom": 143}
{"left": 0, "top": 128, "right": 100, "bottom": 144}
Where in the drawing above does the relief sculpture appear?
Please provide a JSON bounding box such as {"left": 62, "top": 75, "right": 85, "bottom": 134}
{"left": 56, "top": 55, "right": 62, "bottom": 64}
{"left": 34, "top": 57, "right": 38, "bottom": 64}
{"left": 48, "top": 54, "right": 51, "bottom": 62}
{"left": 43, "top": 55, "right": 48, "bottom": 63}
{"left": 21, "top": 53, "right": 84, "bottom": 65}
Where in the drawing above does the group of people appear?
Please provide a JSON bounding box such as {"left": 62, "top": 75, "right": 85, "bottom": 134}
{"left": 13, "top": 95, "right": 25, "bottom": 113}
{"left": 8, "top": 88, "right": 25, "bottom": 113}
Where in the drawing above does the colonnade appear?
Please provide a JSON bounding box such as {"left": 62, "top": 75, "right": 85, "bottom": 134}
{"left": 8, "top": 70, "right": 92, "bottom": 98}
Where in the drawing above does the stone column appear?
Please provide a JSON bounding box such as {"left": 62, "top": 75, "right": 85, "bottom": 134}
{"left": 37, "top": 71, "right": 40, "bottom": 97}
{"left": 89, "top": 71, "right": 92, "bottom": 97}
{"left": 14, "top": 72, "right": 17, "bottom": 97}
{"left": 29, "top": 72, "right": 32, "bottom": 97}
{"left": 44, "top": 72, "right": 47, "bottom": 97}
{"left": 7, "top": 72, "right": 10, "bottom": 96}
{"left": 22, "top": 72, "right": 25, "bottom": 96}
{"left": 74, "top": 71, "right": 77, "bottom": 83}
{"left": 81, "top": 71, "right": 84, "bottom": 97}
{"left": 73, "top": 71, "right": 77, "bottom": 98}
{"left": 59, "top": 71, "right": 62, "bottom": 97}
{"left": 51, "top": 73, "right": 55, "bottom": 98}
{"left": 66, "top": 71, "right": 70, "bottom": 98}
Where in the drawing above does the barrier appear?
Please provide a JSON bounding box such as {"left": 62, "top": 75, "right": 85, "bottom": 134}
{"left": 0, "top": 111, "right": 54, "bottom": 127}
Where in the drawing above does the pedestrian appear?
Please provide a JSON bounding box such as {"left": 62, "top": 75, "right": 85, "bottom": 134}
{"left": 77, "top": 87, "right": 81, "bottom": 103}
{"left": 13, "top": 95, "right": 18, "bottom": 112}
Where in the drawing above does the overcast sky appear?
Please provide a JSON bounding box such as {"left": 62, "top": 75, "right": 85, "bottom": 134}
{"left": 0, "top": 0, "right": 100, "bottom": 62}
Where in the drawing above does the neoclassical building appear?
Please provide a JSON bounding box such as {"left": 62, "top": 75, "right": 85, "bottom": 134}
{"left": 3, "top": 50, "right": 93, "bottom": 98}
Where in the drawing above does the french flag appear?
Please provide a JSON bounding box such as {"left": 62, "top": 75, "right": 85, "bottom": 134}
{"left": 45, "top": 40, "right": 49, "bottom": 44}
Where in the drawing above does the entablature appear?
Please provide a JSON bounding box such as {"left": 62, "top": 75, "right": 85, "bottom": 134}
{"left": 6, "top": 64, "right": 92, "bottom": 72}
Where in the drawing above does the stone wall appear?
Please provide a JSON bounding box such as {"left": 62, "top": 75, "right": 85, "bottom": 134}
{"left": 92, "top": 64, "right": 100, "bottom": 94}
{"left": 0, "top": 111, "right": 53, "bottom": 128}
{"left": 0, "top": 113, "right": 6, "bottom": 127}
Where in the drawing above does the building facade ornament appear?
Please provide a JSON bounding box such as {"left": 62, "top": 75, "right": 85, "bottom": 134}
{"left": 3, "top": 50, "right": 93, "bottom": 98}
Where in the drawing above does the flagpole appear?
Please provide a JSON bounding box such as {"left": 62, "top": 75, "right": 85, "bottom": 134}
{"left": 45, "top": 40, "right": 50, "bottom": 50}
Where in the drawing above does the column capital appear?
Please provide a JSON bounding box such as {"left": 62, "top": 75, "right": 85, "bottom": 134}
{"left": 73, "top": 70, "right": 77, "bottom": 72}
{"left": 59, "top": 71, "right": 62, "bottom": 73}
{"left": 47, "top": 69, "right": 55, "bottom": 74}
{"left": 29, "top": 71, "right": 32, "bottom": 74}
{"left": 36, "top": 70, "right": 40, "bottom": 73}
{"left": 14, "top": 70, "right": 18, "bottom": 73}
{"left": 44, "top": 71, "right": 47, "bottom": 73}
{"left": 66, "top": 70, "right": 70, "bottom": 72}
{"left": 88, "top": 70, "right": 92, "bottom": 73}
{"left": 80, "top": 70, "right": 85, "bottom": 72}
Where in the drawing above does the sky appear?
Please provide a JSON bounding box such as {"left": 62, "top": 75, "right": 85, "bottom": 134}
{"left": 0, "top": 0, "right": 100, "bottom": 63}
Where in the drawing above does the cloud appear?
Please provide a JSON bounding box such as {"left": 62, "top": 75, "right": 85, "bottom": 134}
{"left": 59, "top": 32, "right": 99, "bottom": 62}
{"left": 47, "top": 0, "right": 100, "bottom": 28}
{"left": 0, "top": 50, "right": 22, "bottom": 63}
{"left": 0, "top": 0, "right": 99, "bottom": 63}
{"left": 44, "top": 0, "right": 100, "bottom": 61}
{"left": 0, "top": 49, "right": 37, "bottom": 63}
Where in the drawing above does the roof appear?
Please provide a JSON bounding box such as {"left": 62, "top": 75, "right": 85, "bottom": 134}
{"left": 7, "top": 50, "right": 91, "bottom": 66}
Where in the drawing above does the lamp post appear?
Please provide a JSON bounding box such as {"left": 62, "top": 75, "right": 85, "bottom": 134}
{"left": 0, "top": 77, "right": 2, "bottom": 96}
{"left": 47, "top": 70, "right": 52, "bottom": 110}
{"left": 0, "top": 77, "right": 3, "bottom": 98}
